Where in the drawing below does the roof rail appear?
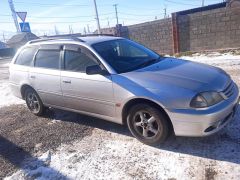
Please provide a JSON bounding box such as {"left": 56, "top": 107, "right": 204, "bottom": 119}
{"left": 28, "top": 36, "right": 85, "bottom": 44}
{"left": 80, "top": 34, "right": 115, "bottom": 37}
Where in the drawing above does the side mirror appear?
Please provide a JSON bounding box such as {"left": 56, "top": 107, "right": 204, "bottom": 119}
{"left": 86, "top": 65, "right": 108, "bottom": 75}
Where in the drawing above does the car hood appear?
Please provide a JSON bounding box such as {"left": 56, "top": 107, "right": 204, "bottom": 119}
{"left": 121, "top": 57, "right": 230, "bottom": 92}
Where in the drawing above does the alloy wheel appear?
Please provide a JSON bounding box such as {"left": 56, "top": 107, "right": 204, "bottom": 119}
{"left": 133, "top": 111, "right": 160, "bottom": 139}
{"left": 26, "top": 92, "right": 40, "bottom": 113}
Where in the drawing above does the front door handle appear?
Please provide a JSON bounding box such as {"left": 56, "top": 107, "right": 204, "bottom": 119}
{"left": 62, "top": 80, "right": 71, "bottom": 84}
{"left": 30, "top": 75, "right": 36, "bottom": 79}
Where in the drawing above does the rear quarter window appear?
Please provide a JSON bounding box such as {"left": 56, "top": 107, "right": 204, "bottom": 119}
{"left": 15, "top": 47, "right": 38, "bottom": 66}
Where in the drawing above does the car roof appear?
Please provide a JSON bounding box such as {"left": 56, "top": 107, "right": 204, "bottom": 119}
{"left": 27, "top": 35, "right": 123, "bottom": 46}
{"left": 79, "top": 36, "right": 123, "bottom": 45}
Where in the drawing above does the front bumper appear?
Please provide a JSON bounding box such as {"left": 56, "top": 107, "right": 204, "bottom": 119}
{"left": 167, "top": 84, "right": 239, "bottom": 137}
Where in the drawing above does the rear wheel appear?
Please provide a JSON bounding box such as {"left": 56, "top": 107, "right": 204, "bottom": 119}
{"left": 25, "top": 88, "right": 45, "bottom": 116}
{"left": 127, "top": 104, "right": 170, "bottom": 145}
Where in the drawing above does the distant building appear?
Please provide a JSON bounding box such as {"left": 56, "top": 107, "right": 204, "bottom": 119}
{"left": 0, "top": 41, "right": 7, "bottom": 49}
{"left": 98, "top": 27, "right": 117, "bottom": 35}
{"left": 6, "top": 32, "right": 39, "bottom": 49}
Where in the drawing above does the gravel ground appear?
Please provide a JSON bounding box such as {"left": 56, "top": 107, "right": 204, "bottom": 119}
{"left": 0, "top": 105, "right": 93, "bottom": 178}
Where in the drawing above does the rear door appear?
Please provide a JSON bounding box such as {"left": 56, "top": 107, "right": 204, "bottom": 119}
{"left": 61, "top": 44, "right": 115, "bottom": 117}
{"left": 9, "top": 46, "right": 38, "bottom": 86}
{"left": 29, "top": 44, "right": 63, "bottom": 106}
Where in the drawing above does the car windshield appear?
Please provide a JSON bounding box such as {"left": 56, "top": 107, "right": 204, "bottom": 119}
{"left": 92, "top": 39, "right": 161, "bottom": 73}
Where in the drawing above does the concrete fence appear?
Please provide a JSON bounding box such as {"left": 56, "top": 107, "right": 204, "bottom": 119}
{"left": 101, "top": 4, "right": 240, "bottom": 55}
{"left": 177, "top": 6, "right": 240, "bottom": 52}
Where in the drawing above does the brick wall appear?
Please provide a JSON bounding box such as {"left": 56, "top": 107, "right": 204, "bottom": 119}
{"left": 178, "top": 7, "right": 240, "bottom": 52}
{"left": 127, "top": 18, "right": 173, "bottom": 55}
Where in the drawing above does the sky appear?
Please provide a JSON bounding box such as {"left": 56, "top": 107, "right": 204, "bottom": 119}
{"left": 0, "top": 0, "right": 224, "bottom": 41}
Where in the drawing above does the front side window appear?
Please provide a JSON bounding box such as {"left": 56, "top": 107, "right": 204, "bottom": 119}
{"left": 92, "top": 39, "right": 161, "bottom": 73}
{"left": 35, "top": 49, "right": 60, "bottom": 69}
{"left": 15, "top": 46, "right": 37, "bottom": 66}
{"left": 64, "top": 46, "right": 98, "bottom": 72}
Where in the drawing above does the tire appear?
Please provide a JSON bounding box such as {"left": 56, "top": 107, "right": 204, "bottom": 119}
{"left": 127, "top": 104, "right": 170, "bottom": 145}
{"left": 25, "top": 88, "right": 45, "bottom": 116}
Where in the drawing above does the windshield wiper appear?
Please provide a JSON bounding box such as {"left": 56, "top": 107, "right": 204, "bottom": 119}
{"left": 119, "top": 57, "right": 161, "bottom": 73}
{"left": 137, "top": 57, "right": 160, "bottom": 69}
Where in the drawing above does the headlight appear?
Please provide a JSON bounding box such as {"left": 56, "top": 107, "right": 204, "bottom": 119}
{"left": 190, "top": 91, "right": 224, "bottom": 108}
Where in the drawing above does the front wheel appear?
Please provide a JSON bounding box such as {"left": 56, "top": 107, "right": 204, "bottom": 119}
{"left": 25, "top": 88, "right": 45, "bottom": 116}
{"left": 127, "top": 104, "right": 170, "bottom": 145}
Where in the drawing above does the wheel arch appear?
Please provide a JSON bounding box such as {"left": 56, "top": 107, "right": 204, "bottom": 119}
{"left": 122, "top": 98, "right": 173, "bottom": 131}
{"left": 20, "top": 84, "right": 35, "bottom": 99}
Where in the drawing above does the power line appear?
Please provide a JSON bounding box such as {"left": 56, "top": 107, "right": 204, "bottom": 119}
{"left": 13, "top": 1, "right": 112, "bottom": 7}
{"left": 164, "top": 0, "right": 199, "bottom": 6}
{"left": 119, "top": 5, "right": 163, "bottom": 11}
{"left": 118, "top": 12, "right": 164, "bottom": 17}
{"left": 0, "top": 18, "right": 110, "bottom": 24}
{"left": 0, "top": 12, "right": 115, "bottom": 19}
{"left": 0, "top": 11, "right": 163, "bottom": 18}
{"left": 120, "top": 17, "right": 156, "bottom": 21}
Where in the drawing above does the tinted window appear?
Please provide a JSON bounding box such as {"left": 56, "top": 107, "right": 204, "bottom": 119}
{"left": 64, "top": 47, "right": 98, "bottom": 72}
{"left": 15, "top": 47, "right": 37, "bottom": 66}
{"left": 35, "top": 50, "right": 60, "bottom": 69}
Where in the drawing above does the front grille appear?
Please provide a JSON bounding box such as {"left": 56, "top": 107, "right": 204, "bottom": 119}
{"left": 222, "top": 80, "right": 234, "bottom": 98}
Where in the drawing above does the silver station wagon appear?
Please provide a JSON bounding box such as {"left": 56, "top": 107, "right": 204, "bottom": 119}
{"left": 9, "top": 36, "right": 239, "bottom": 145}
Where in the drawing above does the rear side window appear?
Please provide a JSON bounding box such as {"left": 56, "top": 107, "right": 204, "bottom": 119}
{"left": 64, "top": 46, "right": 98, "bottom": 72}
{"left": 35, "top": 50, "right": 60, "bottom": 69}
{"left": 15, "top": 47, "right": 37, "bottom": 66}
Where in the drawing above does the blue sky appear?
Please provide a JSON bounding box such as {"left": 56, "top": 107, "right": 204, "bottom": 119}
{"left": 1, "top": 0, "right": 223, "bottom": 41}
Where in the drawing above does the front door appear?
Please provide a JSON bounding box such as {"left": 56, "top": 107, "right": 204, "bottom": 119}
{"left": 61, "top": 44, "right": 115, "bottom": 118}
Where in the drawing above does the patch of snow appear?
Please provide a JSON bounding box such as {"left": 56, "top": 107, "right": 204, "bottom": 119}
{"left": 2, "top": 63, "right": 10, "bottom": 67}
{"left": 5, "top": 105, "right": 240, "bottom": 179}
{"left": 0, "top": 81, "right": 24, "bottom": 108}
{"left": 180, "top": 53, "right": 240, "bottom": 66}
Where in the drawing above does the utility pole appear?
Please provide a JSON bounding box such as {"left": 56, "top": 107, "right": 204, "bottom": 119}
{"left": 2, "top": 32, "right": 6, "bottom": 42}
{"left": 54, "top": 25, "right": 59, "bottom": 35}
{"left": 113, "top": 4, "right": 119, "bottom": 25}
{"left": 202, "top": 0, "right": 205, "bottom": 7}
{"left": 87, "top": 24, "right": 90, "bottom": 33}
{"left": 68, "top": 25, "right": 74, "bottom": 34}
{"left": 83, "top": 27, "right": 87, "bottom": 35}
{"left": 107, "top": 18, "right": 110, "bottom": 28}
{"left": 93, "top": 0, "right": 101, "bottom": 34}
{"left": 8, "top": 0, "right": 20, "bottom": 32}
{"left": 164, "top": 7, "right": 167, "bottom": 18}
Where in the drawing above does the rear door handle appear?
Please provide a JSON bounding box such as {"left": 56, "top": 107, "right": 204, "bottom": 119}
{"left": 30, "top": 75, "right": 36, "bottom": 79}
{"left": 62, "top": 80, "right": 71, "bottom": 84}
